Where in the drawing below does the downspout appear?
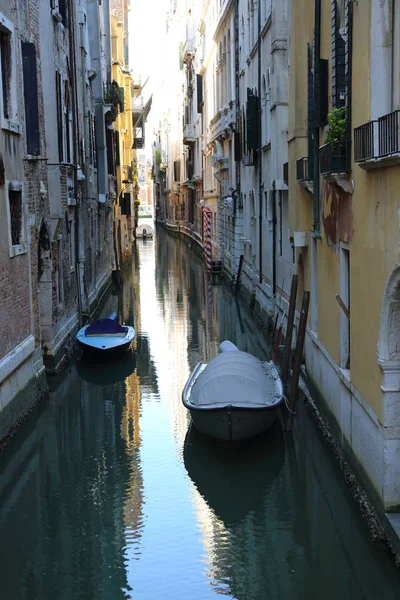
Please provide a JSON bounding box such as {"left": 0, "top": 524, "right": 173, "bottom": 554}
{"left": 258, "top": 0, "right": 263, "bottom": 283}
{"left": 234, "top": 0, "right": 241, "bottom": 221}
{"left": 347, "top": 0, "right": 353, "bottom": 143}
{"left": 272, "top": 179, "right": 276, "bottom": 295}
{"left": 313, "top": 0, "right": 321, "bottom": 238}
{"left": 68, "top": 0, "right": 84, "bottom": 325}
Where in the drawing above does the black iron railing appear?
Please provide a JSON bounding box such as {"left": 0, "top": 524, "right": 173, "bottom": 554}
{"left": 354, "top": 120, "right": 376, "bottom": 161}
{"left": 378, "top": 110, "right": 400, "bottom": 156}
{"left": 104, "top": 82, "right": 124, "bottom": 113}
{"left": 296, "top": 157, "right": 313, "bottom": 181}
{"left": 319, "top": 141, "right": 351, "bottom": 174}
{"left": 354, "top": 110, "right": 400, "bottom": 162}
{"left": 283, "top": 162, "right": 288, "bottom": 185}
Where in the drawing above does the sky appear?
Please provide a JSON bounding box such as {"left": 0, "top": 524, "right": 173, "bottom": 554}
{"left": 128, "top": 0, "right": 169, "bottom": 91}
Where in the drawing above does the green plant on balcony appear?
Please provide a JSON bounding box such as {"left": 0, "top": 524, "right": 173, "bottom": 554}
{"left": 326, "top": 107, "right": 346, "bottom": 146}
{"left": 104, "top": 81, "right": 125, "bottom": 113}
{"left": 155, "top": 149, "right": 162, "bottom": 165}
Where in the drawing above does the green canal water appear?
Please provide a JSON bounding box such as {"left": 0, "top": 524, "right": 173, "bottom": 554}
{"left": 1, "top": 229, "right": 400, "bottom": 599}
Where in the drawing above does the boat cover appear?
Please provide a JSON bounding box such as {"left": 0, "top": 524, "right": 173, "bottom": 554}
{"left": 85, "top": 318, "right": 127, "bottom": 336}
{"left": 190, "top": 351, "right": 280, "bottom": 408}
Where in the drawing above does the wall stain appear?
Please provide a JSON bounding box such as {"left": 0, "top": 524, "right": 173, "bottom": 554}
{"left": 321, "top": 178, "right": 354, "bottom": 251}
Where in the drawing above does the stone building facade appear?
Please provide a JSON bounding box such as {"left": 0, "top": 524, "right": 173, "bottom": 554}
{"left": 0, "top": 0, "right": 141, "bottom": 444}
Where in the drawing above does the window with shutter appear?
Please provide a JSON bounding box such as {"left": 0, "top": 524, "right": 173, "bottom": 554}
{"left": 246, "top": 88, "right": 259, "bottom": 151}
{"left": 22, "top": 42, "right": 40, "bottom": 156}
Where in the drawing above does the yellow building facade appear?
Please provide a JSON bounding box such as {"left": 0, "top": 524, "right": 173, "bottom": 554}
{"left": 289, "top": 0, "right": 400, "bottom": 513}
{"left": 111, "top": 12, "right": 135, "bottom": 266}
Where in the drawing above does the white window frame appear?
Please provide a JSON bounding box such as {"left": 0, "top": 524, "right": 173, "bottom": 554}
{"left": 0, "top": 13, "right": 20, "bottom": 134}
{"left": 6, "top": 180, "right": 26, "bottom": 257}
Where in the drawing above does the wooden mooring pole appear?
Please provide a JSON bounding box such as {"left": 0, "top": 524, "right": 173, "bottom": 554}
{"left": 285, "top": 290, "right": 310, "bottom": 432}
{"left": 281, "top": 274, "right": 298, "bottom": 390}
{"left": 235, "top": 254, "right": 244, "bottom": 295}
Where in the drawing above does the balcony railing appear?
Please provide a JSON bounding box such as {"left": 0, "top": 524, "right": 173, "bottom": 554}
{"left": 319, "top": 141, "right": 351, "bottom": 175}
{"left": 183, "top": 123, "right": 195, "bottom": 144}
{"left": 296, "top": 157, "right": 313, "bottom": 181}
{"left": 283, "top": 162, "right": 288, "bottom": 185}
{"left": 354, "top": 120, "right": 375, "bottom": 161}
{"left": 379, "top": 110, "right": 400, "bottom": 156}
{"left": 354, "top": 110, "right": 400, "bottom": 162}
{"left": 104, "top": 82, "right": 124, "bottom": 113}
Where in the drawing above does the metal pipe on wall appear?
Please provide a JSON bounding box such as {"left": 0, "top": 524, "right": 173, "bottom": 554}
{"left": 313, "top": 0, "right": 321, "bottom": 238}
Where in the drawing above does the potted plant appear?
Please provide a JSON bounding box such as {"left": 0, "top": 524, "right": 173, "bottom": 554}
{"left": 326, "top": 106, "right": 347, "bottom": 171}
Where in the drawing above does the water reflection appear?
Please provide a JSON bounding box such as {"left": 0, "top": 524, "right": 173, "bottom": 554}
{"left": 0, "top": 228, "right": 400, "bottom": 600}
{"left": 183, "top": 424, "right": 285, "bottom": 526}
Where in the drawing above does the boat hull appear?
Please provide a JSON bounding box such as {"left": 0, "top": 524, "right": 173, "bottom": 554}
{"left": 187, "top": 404, "right": 281, "bottom": 444}
{"left": 77, "top": 338, "right": 133, "bottom": 360}
{"left": 76, "top": 325, "right": 135, "bottom": 360}
{"left": 182, "top": 354, "right": 283, "bottom": 444}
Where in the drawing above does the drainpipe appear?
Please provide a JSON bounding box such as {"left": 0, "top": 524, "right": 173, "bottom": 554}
{"left": 347, "top": 0, "right": 353, "bottom": 143}
{"left": 272, "top": 180, "right": 276, "bottom": 295}
{"left": 313, "top": 0, "right": 321, "bottom": 238}
{"left": 234, "top": 0, "right": 241, "bottom": 235}
{"left": 68, "top": 0, "right": 84, "bottom": 325}
{"left": 258, "top": 0, "right": 263, "bottom": 283}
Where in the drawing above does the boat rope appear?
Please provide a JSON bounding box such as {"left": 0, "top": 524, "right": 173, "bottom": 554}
{"left": 283, "top": 394, "right": 296, "bottom": 415}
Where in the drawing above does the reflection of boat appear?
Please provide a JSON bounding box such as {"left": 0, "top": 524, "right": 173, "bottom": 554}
{"left": 76, "top": 312, "right": 135, "bottom": 359}
{"left": 77, "top": 352, "right": 137, "bottom": 387}
{"left": 182, "top": 341, "right": 283, "bottom": 444}
{"left": 183, "top": 424, "right": 285, "bottom": 525}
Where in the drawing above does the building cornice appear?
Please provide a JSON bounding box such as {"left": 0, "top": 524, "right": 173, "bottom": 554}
{"left": 213, "top": 0, "right": 234, "bottom": 42}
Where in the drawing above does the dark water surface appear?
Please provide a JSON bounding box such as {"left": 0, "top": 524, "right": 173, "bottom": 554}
{"left": 1, "top": 229, "right": 400, "bottom": 600}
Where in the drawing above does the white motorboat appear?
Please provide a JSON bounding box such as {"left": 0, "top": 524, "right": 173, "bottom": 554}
{"left": 76, "top": 312, "right": 135, "bottom": 359}
{"left": 182, "top": 341, "right": 283, "bottom": 444}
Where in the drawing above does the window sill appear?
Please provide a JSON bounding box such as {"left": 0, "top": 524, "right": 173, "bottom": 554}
{"left": 9, "top": 243, "right": 27, "bottom": 258}
{"left": 2, "top": 119, "right": 20, "bottom": 135}
{"left": 25, "top": 154, "right": 43, "bottom": 161}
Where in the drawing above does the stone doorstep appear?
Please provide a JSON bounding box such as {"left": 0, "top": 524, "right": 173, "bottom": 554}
{"left": 385, "top": 514, "right": 400, "bottom": 558}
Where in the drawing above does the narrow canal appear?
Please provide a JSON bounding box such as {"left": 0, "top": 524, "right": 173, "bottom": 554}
{"left": 1, "top": 228, "right": 400, "bottom": 600}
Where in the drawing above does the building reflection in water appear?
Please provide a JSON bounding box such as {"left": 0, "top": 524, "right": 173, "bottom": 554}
{"left": 1, "top": 228, "right": 400, "bottom": 600}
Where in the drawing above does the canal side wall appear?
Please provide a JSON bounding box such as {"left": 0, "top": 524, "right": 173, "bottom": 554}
{"left": 0, "top": 339, "right": 47, "bottom": 448}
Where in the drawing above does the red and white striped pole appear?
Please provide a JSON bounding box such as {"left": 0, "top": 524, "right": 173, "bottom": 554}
{"left": 203, "top": 207, "right": 212, "bottom": 274}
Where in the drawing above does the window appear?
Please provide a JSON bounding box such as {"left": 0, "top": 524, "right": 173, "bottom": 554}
{"left": 22, "top": 42, "right": 40, "bottom": 155}
{"left": 9, "top": 189, "right": 22, "bottom": 245}
{"left": 57, "top": 237, "right": 64, "bottom": 305}
{"left": 7, "top": 182, "right": 26, "bottom": 257}
{"left": 0, "top": 30, "right": 10, "bottom": 119}
{"left": 68, "top": 215, "right": 75, "bottom": 271}
{"left": 55, "top": 71, "right": 63, "bottom": 162}
{"left": 0, "top": 14, "right": 19, "bottom": 132}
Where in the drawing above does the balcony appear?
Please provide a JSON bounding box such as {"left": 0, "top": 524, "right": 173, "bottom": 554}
{"left": 183, "top": 38, "right": 195, "bottom": 64}
{"left": 296, "top": 157, "right": 313, "bottom": 182}
{"left": 296, "top": 157, "right": 314, "bottom": 194}
{"left": 354, "top": 110, "right": 400, "bottom": 169}
{"left": 183, "top": 123, "right": 195, "bottom": 144}
{"left": 104, "top": 82, "right": 124, "bottom": 113}
{"left": 319, "top": 141, "right": 351, "bottom": 175}
{"left": 283, "top": 162, "right": 288, "bottom": 186}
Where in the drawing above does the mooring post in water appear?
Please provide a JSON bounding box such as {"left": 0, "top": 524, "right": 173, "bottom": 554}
{"left": 285, "top": 290, "right": 310, "bottom": 432}
{"left": 235, "top": 254, "right": 244, "bottom": 295}
{"left": 281, "top": 274, "right": 298, "bottom": 390}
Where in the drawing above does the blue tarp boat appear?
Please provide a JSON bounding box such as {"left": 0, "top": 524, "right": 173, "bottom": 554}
{"left": 76, "top": 312, "right": 135, "bottom": 358}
